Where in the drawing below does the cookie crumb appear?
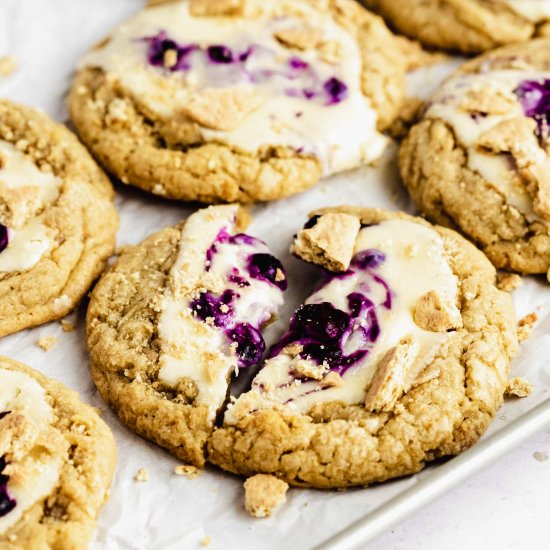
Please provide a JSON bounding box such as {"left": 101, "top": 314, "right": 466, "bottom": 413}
{"left": 388, "top": 96, "right": 425, "bottom": 140}
{"left": 244, "top": 474, "right": 289, "bottom": 518}
{"left": 61, "top": 320, "right": 75, "bottom": 332}
{"left": 518, "top": 312, "right": 537, "bottom": 342}
{"left": 201, "top": 536, "right": 212, "bottom": 547}
{"left": 319, "top": 371, "right": 344, "bottom": 388}
{"left": 0, "top": 56, "right": 17, "bottom": 78}
{"left": 134, "top": 468, "right": 149, "bottom": 482}
{"left": 174, "top": 464, "right": 201, "bottom": 479}
{"left": 533, "top": 451, "right": 548, "bottom": 462}
{"left": 36, "top": 336, "right": 57, "bottom": 351}
{"left": 496, "top": 272, "right": 523, "bottom": 292}
{"left": 505, "top": 377, "right": 533, "bottom": 398}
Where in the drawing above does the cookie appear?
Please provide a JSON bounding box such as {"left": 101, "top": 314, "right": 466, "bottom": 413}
{"left": 86, "top": 204, "right": 287, "bottom": 466}
{"left": 0, "top": 100, "right": 118, "bottom": 337}
{"left": 0, "top": 356, "right": 116, "bottom": 547}
{"left": 68, "top": 0, "right": 407, "bottom": 204}
{"left": 400, "top": 39, "right": 550, "bottom": 275}
{"left": 362, "top": 0, "right": 550, "bottom": 53}
{"left": 207, "top": 207, "right": 518, "bottom": 488}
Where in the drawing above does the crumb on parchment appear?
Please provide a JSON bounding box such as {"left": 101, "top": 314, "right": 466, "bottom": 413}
{"left": 533, "top": 451, "right": 548, "bottom": 462}
{"left": 134, "top": 468, "right": 149, "bottom": 482}
{"left": 201, "top": 536, "right": 212, "bottom": 547}
{"left": 174, "top": 464, "right": 201, "bottom": 479}
{"left": 244, "top": 474, "right": 289, "bottom": 518}
{"left": 496, "top": 272, "right": 523, "bottom": 292}
{"left": 61, "top": 319, "right": 75, "bottom": 332}
{"left": 518, "top": 312, "right": 538, "bottom": 342}
{"left": 0, "top": 56, "right": 17, "bottom": 78}
{"left": 36, "top": 335, "right": 57, "bottom": 351}
{"left": 505, "top": 377, "right": 533, "bottom": 398}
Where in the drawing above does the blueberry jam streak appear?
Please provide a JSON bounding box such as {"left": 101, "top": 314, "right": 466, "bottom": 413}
{"left": 192, "top": 226, "right": 286, "bottom": 368}
{"left": 515, "top": 79, "right": 550, "bottom": 139}
{"left": 142, "top": 30, "right": 349, "bottom": 107}
{"left": 0, "top": 456, "right": 16, "bottom": 518}
{"left": 270, "top": 248, "right": 392, "bottom": 377}
{"left": 0, "top": 224, "right": 8, "bottom": 254}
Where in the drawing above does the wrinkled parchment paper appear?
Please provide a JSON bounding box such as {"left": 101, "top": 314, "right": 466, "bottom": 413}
{"left": 1, "top": 1, "right": 549, "bottom": 548}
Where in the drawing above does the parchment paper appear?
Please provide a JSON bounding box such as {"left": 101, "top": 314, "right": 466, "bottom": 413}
{"left": 1, "top": 1, "right": 549, "bottom": 549}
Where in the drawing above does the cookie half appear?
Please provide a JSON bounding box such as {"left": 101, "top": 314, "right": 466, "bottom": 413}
{"left": 362, "top": 0, "right": 550, "bottom": 53}
{"left": 400, "top": 39, "right": 550, "bottom": 275}
{"left": 0, "top": 100, "right": 118, "bottom": 337}
{"left": 0, "top": 356, "right": 116, "bottom": 547}
{"left": 68, "top": 0, "right": 406, "bottom": 203}
{"left": 87, "top": 204, "right": 287, "bottom": 466}
{"left": 207, "top": 207, "right": 518, "bottom": 488}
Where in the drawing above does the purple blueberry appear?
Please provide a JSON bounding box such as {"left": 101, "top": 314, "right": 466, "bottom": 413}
{"left": 247, "top": 253, "right": 287, "bottom": 290}
{"left": 189, "top": 290, "right": 236, "bottom": 327}
{"left": 0, "top": 225, "right": 7, "bottom": 254}
{"left": 0, "top": 458, "right": 16, "bottom": 517}
{"left": 227, "top": 323, "right": 265, "bottom": 367}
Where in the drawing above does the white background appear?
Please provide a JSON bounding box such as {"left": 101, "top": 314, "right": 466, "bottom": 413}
{"left": 1, "top": 1, "right": 549, "bottom": 548}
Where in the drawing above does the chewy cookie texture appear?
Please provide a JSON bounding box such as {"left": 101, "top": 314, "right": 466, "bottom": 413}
{"left": 208, "top": 207, "right": 518, "bottom": 488}
{"left": 0, "top": 99, "right": 118, "bottom": 337}
{"left": 400, "top": 39, "right": 550, "bottom": 276}
{"left": 362, "top": 0, "right": 550, "bottom": 53}
{"left": 68, "top": 0, "right": 408, "bottom": 203}
{"left": 0, "top": 356, "right": 116, "bottom": 548}
{"left": 87, "top": 204, "right": 287, "bottom": 467}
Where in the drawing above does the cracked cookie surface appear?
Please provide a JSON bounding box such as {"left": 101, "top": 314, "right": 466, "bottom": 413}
{"left": 0, "top": 99, "right": 118, "bottom": 337}
{"left": 0, "top": 356, "right": 116, "bottom": 548}
{"left": 400, "top": 39, "right": 550, "bottom": 275}
{"left": 362, "top": 0, "right": 550, "bottom": 53}
{"left": 207, "top": 207, "right": 518, "bottom": 488}
{"left": 68, "top": 0, "right": 407, "bottom": 204}
{"left": 86, "top": 205, "right": 286, "bottom": 467}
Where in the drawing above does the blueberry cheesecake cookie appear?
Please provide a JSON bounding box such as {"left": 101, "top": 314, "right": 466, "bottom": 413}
{"left": 400, "top": 39, "right": 550, "bottom": 276}
{"left": 87, "top": 205, "right": 287, "bottom": 466}
{"left": 0, "top": 100, "right": 118, "bottom": 337}
{"left": 362, "top": 0, "right": 550, "bottom": 53}
{"left": 207, "top": 207, "right": 518, "bottom": 488}
{"left": 68, "top": 0, "right": 407, "bottom": 203}
{"left": 0, "top": 356, "right": 116, "bottom": 548}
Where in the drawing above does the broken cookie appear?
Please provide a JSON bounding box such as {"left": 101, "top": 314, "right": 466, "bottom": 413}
{"left": 207, "top": 207, "right": 518, "bottom": 488}
{"left": 87, "top": 205, "right": 287, "bottom": 467}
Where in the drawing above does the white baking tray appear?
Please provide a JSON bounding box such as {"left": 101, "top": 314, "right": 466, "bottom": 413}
{"left": 1, "top": 1, "right": 550, "bottom": 549}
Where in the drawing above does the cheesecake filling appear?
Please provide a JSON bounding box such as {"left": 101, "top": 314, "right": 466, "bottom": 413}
{"left": 79, "top": 0, "right": 387, "bottom": 176}
{"left": 0, "top": 140, "right": 60, "bottom": 273}
{"left": 0, "top": 369, "right": 64, "bottom": 534}
{"left": 225, "top": 219, "right": 461, "bottom": 423}
{"left": 501, "top": 0, "right": 550, "bottom": 22}
{"left": 157, "top": 205, "right": 286, "bottom": 421}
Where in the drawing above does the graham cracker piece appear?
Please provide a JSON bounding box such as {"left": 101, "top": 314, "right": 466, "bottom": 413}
{"left": 244, "top": 474, "right": 289, "bottom": 518}
{"left": 291, "top": 213, "right": 361, "bottom": 272}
